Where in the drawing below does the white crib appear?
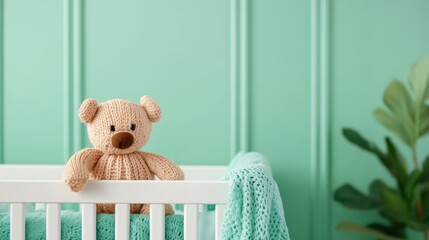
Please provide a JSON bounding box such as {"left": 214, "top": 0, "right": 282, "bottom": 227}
{"left": 0, "top": 165, "right": 229, "bottom": 240}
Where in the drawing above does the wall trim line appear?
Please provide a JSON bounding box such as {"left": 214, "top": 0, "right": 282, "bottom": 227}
{"left": 230, "top": 0, "right": 249, "bottom": 158}
{"left": 64, "top": 0, "right": 85, "bottom": 161}
{"left": 0, "top": 0, "right": 4, "bottom": 164}
{"left": 239, "top": 0, "right": 248, "bottom": 152}
{"left": 230, "top": 0, "right": 238, "bottom": 158}
{"left": 310, "top": 0, "right": 331, "bottom": 239}
{"left": 73, "top": 0, "right": 84, "bottom": 152}
{"left": 63, "top": 0, "right": 74, "bottom": 162}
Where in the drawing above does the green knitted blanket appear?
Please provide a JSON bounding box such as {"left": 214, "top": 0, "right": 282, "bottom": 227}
{"left": 221, "top": 152, "right": 290, "bottom": 240}
{"left": 0, "top": 212, "right": 184, "bottom": 240}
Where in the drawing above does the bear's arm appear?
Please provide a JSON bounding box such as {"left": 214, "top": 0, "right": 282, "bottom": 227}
{"left": 139, "top": 152, "right": 184, "bottom": 180}
{"left": 63, "top": 148, "right": 104, "bottom": 192}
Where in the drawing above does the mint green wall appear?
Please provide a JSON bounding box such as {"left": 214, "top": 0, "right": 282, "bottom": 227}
{"left": 0, "top": 0, "right": 428, "bottom": 239}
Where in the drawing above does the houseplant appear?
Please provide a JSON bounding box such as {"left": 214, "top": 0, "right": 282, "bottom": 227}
{"left": 334, "top": 56, "right": 429, "bottom": 240}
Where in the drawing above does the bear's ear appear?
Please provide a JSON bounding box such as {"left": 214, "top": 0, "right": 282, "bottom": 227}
{"left": 140, "top": 96, "right": 161, "bottom": 122}
{"left": 79, "top": 99, "right": 98, "bottom": 124}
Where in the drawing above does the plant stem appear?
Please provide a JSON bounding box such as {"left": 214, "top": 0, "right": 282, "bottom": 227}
{"left": 413, "top": 147, "right": 421, "bottom": 171}
{"left": 425, "top": 230, "right": 429, "bottom": 240}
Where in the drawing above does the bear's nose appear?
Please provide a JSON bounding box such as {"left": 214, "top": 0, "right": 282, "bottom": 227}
{"left": 111, "top": 132, "right": 134, "bottom": 149}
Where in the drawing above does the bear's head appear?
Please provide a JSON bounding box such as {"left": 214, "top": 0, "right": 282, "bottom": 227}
{"left": 78, "top": 96, "right": 161, "bottom": 154}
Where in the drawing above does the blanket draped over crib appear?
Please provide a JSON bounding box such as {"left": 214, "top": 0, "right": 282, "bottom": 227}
{"left": 222, "top": 152, "right": 290, "bottom": 240}
{"left": 0, "top": 212, "right": 184, "bottom": 240}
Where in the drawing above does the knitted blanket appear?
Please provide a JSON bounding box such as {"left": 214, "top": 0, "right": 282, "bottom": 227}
{"left": 0, "top": 211, "right": 184, "bottom": 240}
{"left": 221, "top": 152, "right": 290, "bottom": 240}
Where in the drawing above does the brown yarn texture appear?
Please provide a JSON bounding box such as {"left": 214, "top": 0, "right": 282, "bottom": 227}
{"left": 64, "top": 96, "right": 184, "bottom": 215}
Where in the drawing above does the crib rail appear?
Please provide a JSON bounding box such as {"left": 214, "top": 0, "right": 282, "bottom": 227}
{"left": 0, "top": 180, "right": 228, "bottom": 203}
{"left": 0, "top": 180, "right": 229, "bottom": 240}
{"left": 0, "top": 165, "right": 228, "bottom": 181}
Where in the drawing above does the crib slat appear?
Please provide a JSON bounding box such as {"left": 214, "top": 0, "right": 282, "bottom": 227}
{"left": 150, "top": 204, "right": 165, "bottom": 240}
{"left": 184, "top": 204, "right": 198, "bottom": 240}
{"left": 115, "top": 204, "right": 130, "bottom": 240}
{"left": 10, "top": 203, "right": 25, "bottom": 240}
{"left": 46, "top": 203, "right": 61, "bottom": 240}
{"left": 215, "top": 204, "right": 225, "bottom": 240}
{"left": 81, "top": 203, "right": 96, "bottom": 240}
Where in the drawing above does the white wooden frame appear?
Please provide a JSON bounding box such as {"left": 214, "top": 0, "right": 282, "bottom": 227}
{"left": 0, "top": 165, "right": 228, "bottom": 240}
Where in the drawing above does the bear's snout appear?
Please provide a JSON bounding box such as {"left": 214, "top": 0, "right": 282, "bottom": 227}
{"left": 111, "top": 132, "right": 134, "bottom": 149}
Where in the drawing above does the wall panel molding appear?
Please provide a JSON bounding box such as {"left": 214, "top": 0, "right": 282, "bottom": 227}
{"left": 73, "top": 0, "right": 85, "bottom": 152}
{"left": 239, "top": 0, "right": 249, "bottom": 153}
{"left": 63, "top": 0, "right": 73, "bottom": 162}
{"left": 63, "top": 0, "right": 84, "bottom": 162}
{"left": 0, "top": 0, "right": 4, "bottom": 164}
{"left": 310, "top": 0, "right": 331, "bottom": 239}
{"left": 230, "top": 0, "right": 249, "bottom": 158}
{"left": 230, "top": 0, "right": 238, "bottom": 158}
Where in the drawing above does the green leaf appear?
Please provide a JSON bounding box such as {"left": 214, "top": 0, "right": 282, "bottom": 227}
{"left": 342, "top": 129, "right": 408, "bottom": 181}
{"left": 408, "top": 56, "right": 429, "bottom": 104}
{"left": 383, "top": 80, "right": 415, "bottom": 125}
{"left": 419, "top": 104, "right": 429, "bottom": 136}
{"left": 406, "top": 220, "right": 429, "bottom": 231}
{"left": 407, "top": 57, "right": 429, "bottom": 143}
{"left": 374, "top": 108, "right": 413, "bottom": 147}
{"left": 336, "top": 221, "right": 405, "bottom": 240}
{"left": 369, "top": 179, "right": 387, "bottom": 200}
{"left": 342, "top": 128, "right": 389, "bottom": 168}
{"left": 405, "top": 170, "right": 421, "bottom": 201}
{"left": 367, "top": 223, "right": 406, "bottom": 238}
{"left": 380, "top": 186, "right": 410, "bottom": 223}
{"left": 334, "top": 184, "right": 381, "bottom": 210}
{"left": 385, "top": 137, "right": 408, "bottom": 191}
{"left": 380, "top": 80, "right": 415, "bottom": 145}
{"left": 403, "top": 170, "right": 422, "bottom": 221}
{"left": 343, "top": 128, "right": 380, "bottom": 153}
{"left": 421, "top": 187, "right": 429, "bottom": 221}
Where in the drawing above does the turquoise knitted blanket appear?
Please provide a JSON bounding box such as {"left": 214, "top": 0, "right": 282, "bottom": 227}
{"left": 0, "top": 211, "right": 184, "bottom": 240}
{"left": 221, "top": 152, "right": 290, "bottom": 240}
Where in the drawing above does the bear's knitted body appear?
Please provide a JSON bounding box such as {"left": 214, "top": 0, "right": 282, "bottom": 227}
{"left": 63, "top": 97, "right": 183, "bottom": 215}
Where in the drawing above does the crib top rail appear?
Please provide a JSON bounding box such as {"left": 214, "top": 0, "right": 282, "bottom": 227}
{"left": 0, "top": 180, "right": 229, "bottom": 204}
{"left": 0, "top": 165, "right": 228, "bottom": 181}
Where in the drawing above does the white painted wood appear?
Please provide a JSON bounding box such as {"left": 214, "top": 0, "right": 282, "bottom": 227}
{"left": 81, "top": 203, "right": 96, "bottom": 240}
{"left": 0, "top": 165, "right": 64, "bottom": 180}
{"left": 181, "top": 166, "right": 227, "bottom": 180}
{"left": 46, "top": 203, "right": 61, "bottom": 240}
{"left": 184, "top": 204, "right": 198, "bottom": 240}
{"left": 10, "top": 203, "right": 25, "bottom": 240}
{"left": 150, "top": 204, "right": 165, "bottom": 240}
{"left": 215, "top": 204, "right": 226, "bottom": 240}
{"left": 0, "top": 165, "right": 227, "bottom": 181}
{"left": 115, "top": 204, "right": 130, "bottom": 240}
{"left": 0, "top": 180, "right": 229, "bottom": 204}
{"left": 198, "top": 204, "right": 204, "bottom": 212}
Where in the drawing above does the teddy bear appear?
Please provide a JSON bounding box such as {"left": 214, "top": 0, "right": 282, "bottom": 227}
{"left": 63, "top": 96, "right": 184, "bottom": 215}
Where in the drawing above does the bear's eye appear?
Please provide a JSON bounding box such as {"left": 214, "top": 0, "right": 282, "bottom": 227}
{"left": 110, "top": 125, "right": 116, "bottom": 132}
{"left": 130, "top": 124, "right": 136, "bottom": 131}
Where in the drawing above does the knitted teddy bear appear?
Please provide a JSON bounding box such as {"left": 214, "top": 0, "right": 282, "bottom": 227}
{"left": 63, "top": 96, "right": 184, "bottom": 215}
